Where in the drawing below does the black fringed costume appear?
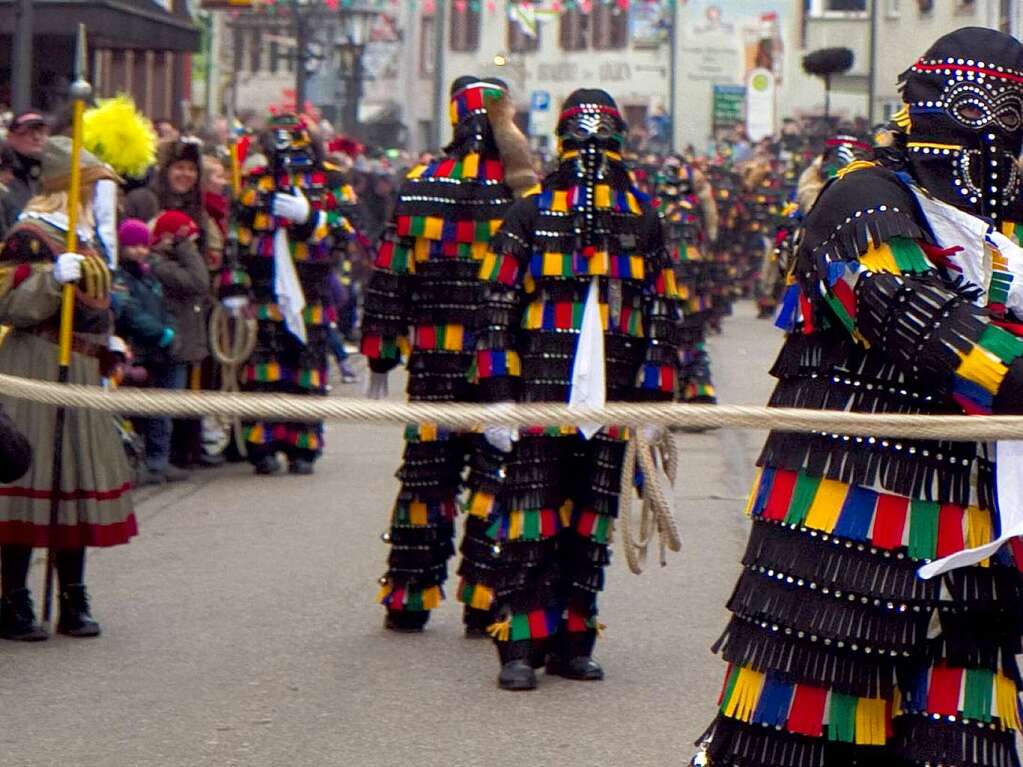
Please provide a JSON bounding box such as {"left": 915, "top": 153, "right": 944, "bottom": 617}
{"left": 464, "top": 90, "right": 684, "bottom": 682}
{"left": 697, "top": 28, "right": 1023, "bottom": 767}
{"left": 655, "top": 160, "right": 717, "bottom": 403}
{"left": 232, "top": 115, "right": 356, "bottom": 469}
{"left": 361, "top": 78, "right": 527, "bottom": 631}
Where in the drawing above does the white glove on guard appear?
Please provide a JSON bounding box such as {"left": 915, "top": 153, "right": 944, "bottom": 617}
{"left": 53, "top": 252, "right": 84, "bottom": 285}
{"left": 272, "top": 188, "right": 311, "bottom": 225}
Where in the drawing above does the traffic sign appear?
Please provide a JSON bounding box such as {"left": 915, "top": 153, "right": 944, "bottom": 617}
{"left": 529, "top": 90, "right": 554, "bottom": 138}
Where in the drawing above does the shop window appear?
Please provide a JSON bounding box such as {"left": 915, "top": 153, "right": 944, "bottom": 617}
{"left": 508, "top": 1, "right": 540, "bottom": 53}
{"left": 450, "top": 1, "right": 481, "bottom": 52}
{"left": 592, "top": 3, "right": 627, "bottom": 50}
{"left": 560, "top": 7, "right": 588, "bottom": 51}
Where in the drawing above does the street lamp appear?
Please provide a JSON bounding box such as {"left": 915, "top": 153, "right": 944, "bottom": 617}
{"left": 334, "top": 6, "right": 376, "bottom": 136}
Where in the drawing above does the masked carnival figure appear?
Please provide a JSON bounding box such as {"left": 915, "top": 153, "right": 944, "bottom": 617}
{"left": 465, "top": 89, "right": 685, "bottom": 690}
{"left": 361, "top": 77, "right": 537, "bottom": 635}
{"left": 231, "top": 114, "right": 357, "bottom": 476}
{"left": 694, "top": 28, "right": 1023, "bottom": 767}
{"left": 655, "top": 156, "right": 719, "bottom": 404}
{"left": 0, "top": 138, "right": 136, "bottom": 641}
{"left": 762, "top": 135, "right": 875, "bottom": 321}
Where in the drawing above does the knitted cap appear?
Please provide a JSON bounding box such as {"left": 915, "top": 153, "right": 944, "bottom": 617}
{"left": 152, "top": 210, "right": 199, "bottom": 242}
{"left": 118, "top": 218, "right": 151, "bottom": 248}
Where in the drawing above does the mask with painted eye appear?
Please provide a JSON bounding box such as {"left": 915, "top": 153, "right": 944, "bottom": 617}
{"left": 559, "top": 111, "right": 624, "bottom": 154}
{"left": 898, "top": 28, "right": 1023, "bottom": 222}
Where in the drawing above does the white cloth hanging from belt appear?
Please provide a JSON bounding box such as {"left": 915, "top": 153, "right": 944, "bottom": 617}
{"left": 568, "top": 276, "right": 606, "bottom": 439}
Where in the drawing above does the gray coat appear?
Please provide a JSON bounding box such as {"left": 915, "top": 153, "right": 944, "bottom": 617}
{"left": 149, "top": 237, "right": 211, "bottom": 364}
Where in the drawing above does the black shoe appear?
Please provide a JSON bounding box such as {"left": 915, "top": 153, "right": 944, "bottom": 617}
{"left": 288, "top": 459, "right": 315, "bottom": 476}
{"left": 57, "top": 584, "right": 101, "bottom": 638}
{"left": 465, "top": 625, "right": 488, "bottom": 639}
{"left": 498, "top": 660, "right": 537, "bottom": 691}
{"left": 545, "top": 655, "right": 604, "bottom": 681}
{"left": 254, "top": 455, "right": 282, "bottom": 476}
{"left": 0, "top": 588, "right": 48, "bottom": 642}
{"left": 139, "top": 468, "right": 167, "bottom": 487}
{"left": 383, "top": 609, "right": 428, "bottom": 633}
{"left": 163, "top": 465, "right": 191, "bottom": 483}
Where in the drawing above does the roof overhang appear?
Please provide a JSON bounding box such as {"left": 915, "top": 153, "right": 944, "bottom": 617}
{"left": 0, "top": 0, "right": 200, "bottom": 51}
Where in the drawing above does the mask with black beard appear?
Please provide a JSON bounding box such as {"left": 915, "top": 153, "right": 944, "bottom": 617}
{"left": 260, "top": 114, "right": 319, "bottom": 176}
{"left": 898, "top": 27, "right": 1023, "bottom": 224}
{"left": 557, "top": 91, "right": 627, "bottom": 176}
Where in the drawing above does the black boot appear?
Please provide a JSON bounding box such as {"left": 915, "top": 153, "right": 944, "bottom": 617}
{"left": 254, "top": 454, "right": 282, "bottom": 476}
{"left": 547, "top": 628, "right": 603, "bottom": 680}
{"left": 498, "top": 660, "right": 537, "bottom": 691}
{"left": 0, "top": 588, "right": 48, "bottom": 642}
{"left": 383, "top": 608, "right": 429, "bottom": 633}
{"left": 57, "top": 584, "right": 101, "bottom": 638}
{"left": 288, "top": 459, "right": 315, "bottom": 476}
{"left": 545, "top": 655, "right": 604, "bottom": 680}
{"left": 463, "top": 606, "right": 492, "bottom": 639}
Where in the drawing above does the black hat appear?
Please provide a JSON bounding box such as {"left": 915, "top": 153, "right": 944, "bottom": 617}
{"left": 556, "top": 89, "right": 627, "bottom": 136}
{"left": 900, "top": 26, "right": 1023, "bottom": 100}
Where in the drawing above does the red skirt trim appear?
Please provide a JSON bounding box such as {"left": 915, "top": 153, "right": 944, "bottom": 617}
{"left": 0, "top": 516, "right": 139, "bottom": 548}
{"left": 0, "top": 481, "right": 133, "bottom": 502}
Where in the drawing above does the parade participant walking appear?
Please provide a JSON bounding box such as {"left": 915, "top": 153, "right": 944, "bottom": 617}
{"left": 655, "top": 156, "right": 719, "bottom": 404}
{"left": 466, "top": 89, "right": 684, "bottom": 690}
{"left": 363, "top": 76, "right": 536, "bottom": 635}
{"left": 694, "top": 28, "right": 1023, "bottom": 766}
{"left": 231, "top": 114, "right": 357, "bottom": 476}
{"left": 0, "top": 137, "right": 136, "bottom": 641}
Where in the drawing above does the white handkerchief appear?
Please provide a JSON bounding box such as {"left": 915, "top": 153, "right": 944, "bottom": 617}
{"left": 569, "top": 277, "right": 606, "bottom": 439}
{"left": 919, "top": 440, "right": 1023, "bottom": 578}
{"left": 273, "top": 226, "right": 308, "bottom": 345}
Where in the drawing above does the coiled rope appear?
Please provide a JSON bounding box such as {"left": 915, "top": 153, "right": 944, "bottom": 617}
{"left": 620, "top": 429, "right": 682, "bottom": 575}
{"left": 207, "top": 304, "right": 258, "bottom": 457}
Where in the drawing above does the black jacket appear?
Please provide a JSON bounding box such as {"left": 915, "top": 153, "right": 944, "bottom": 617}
{"left": 112, "top": 261, "right": 178, "bottom": 368}
{"left": 0, "top": 152, "right": 40, "bottom": 236}
{"left": 0, "top": 405, "right": 31, "bottom": 483}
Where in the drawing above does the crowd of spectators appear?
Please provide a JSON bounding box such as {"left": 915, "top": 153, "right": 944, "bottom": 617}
{"left": 0, "top": 106, "right": 406, "bottom": 486}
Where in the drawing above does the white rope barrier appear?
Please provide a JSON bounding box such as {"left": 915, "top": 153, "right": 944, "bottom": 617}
{"left": 2, "top": 372, "right": 1023, "bottom": 440}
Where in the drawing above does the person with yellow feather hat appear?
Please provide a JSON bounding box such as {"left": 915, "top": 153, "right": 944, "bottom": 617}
{"left": 0, "top": 137, "right": 136, "bottom": 642}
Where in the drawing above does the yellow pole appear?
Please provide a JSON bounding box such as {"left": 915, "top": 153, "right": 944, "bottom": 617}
{"left": 57, "top": 98, "right": 85, "bottom": 367}
{"left": 43, "top": 22, "right": 91, "bottom": 626}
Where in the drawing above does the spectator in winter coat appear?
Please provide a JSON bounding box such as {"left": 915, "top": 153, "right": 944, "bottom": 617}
{"left": 111, "top": 219, "right": 187, "bottom": 486}
{"left": 149, "top": 211, "right": 212, "bottom": 469}
{"left": 0, "top": 111, "right": 49, "bottom": 236}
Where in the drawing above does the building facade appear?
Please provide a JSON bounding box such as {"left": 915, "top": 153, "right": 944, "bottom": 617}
{"left": 203, "top": 0, "right": 1022, "bottom": 152}
{"left": 0, "top": 0, "right": 198, "bottom": 123}
{"left": 804, "top": 0, "right": 1021, "bottom": 125}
